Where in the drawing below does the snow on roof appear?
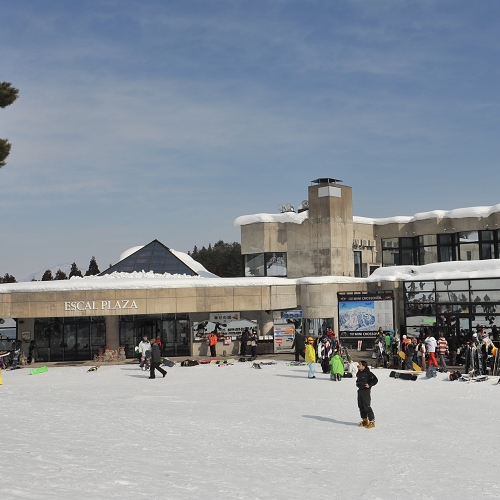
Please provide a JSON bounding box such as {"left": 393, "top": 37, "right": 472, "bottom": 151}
{"left": 234, "top": 211, "right": 309, "bottom": 227}
{"left": 0, "top": 274, "right": 294, "bottom": 293}
{"left": 235, "top": 204, "right": 500, "bottom": 227}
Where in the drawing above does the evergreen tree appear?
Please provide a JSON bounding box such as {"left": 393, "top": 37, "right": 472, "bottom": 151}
{"left": 0, "top": 273, "right": 17, "bottom": 283}
{"left": 85, "top": 256, "right": 100, "bottom": 276}
{"left": 0, "top": 82, "right": 19, "bottom": 168}
{"left": 190, "top": 241, "right": 243, "bottom": 277}
{"left": 69, "top": 263, "right": 83, "bottom": 278}
{"left": 41, "top": 270, "right": 53, "bottom": 281}
{"left": 54, "top": 269, "right": 68, "bottom": 280}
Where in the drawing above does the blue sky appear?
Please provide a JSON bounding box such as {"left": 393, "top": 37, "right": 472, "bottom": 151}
{"left": 1, "top": 1, "right": 500, "bottom": 279}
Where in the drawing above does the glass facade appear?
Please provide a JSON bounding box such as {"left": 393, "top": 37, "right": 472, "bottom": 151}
{"left": 34, "top": 317, "right": 106, "bottom": 362}
{"left": 383, "top": 230, "right": 500, "bottom": 267}
{"left": 119, "top": 314, "right": 190, "bottom": 359}
{"left": 244, "top": 253, "right": 287, "bottom": 277}
{"left": 404, "top": 278, "right": 500, "bottom": 342}
{"left": 100, "top": 240, "right": 197, "bottom": 276}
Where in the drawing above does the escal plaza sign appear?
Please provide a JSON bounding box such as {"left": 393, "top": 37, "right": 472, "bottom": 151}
{"left": 64, "top": 300, "right": 139, "bottom": 312}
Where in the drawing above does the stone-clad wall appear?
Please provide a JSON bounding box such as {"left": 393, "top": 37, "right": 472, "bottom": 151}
{"left": 0, "top": 284, "right": 299, "bottom": 319}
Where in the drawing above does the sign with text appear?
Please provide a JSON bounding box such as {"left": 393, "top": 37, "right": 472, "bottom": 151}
{"left": 338, "top": 292, "right": 394, "bottom": 338}
{"left": 209, "top": 312, "right": 240, "bottom": 323}
{"left": 273, "top": 324, "right": 295, "bottom": 353}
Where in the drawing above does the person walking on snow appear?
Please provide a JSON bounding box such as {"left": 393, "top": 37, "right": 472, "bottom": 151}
{"left": 138, "top": 336, "right": 151, "bottom": 371}
{"left": 148, "top": 338, "right": 167, "bottom": 379}
{"left": 356, "top": 360, "right": 378, "bottom": 429}
{"left": 305, "top": 337, "right": 316, "bottom": 379}
{"left": 425, "top": 333, "right": 438, "bottom": 368}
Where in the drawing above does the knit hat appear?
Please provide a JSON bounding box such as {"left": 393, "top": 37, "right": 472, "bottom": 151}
{"left": 307, "top": 337, "right": 314, "bottom": 342}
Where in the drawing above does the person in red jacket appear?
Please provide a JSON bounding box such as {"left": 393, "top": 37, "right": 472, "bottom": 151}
{"left": 207, "top": 331, "right": 218, "bottom": 357}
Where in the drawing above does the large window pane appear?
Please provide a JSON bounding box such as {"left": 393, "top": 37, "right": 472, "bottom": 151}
{"left": 418, "top": 235, "right": 437, "bottom": 245}
{"left": 400, "top": 248, "right": 415, "bottom": 265}
{"left": 354, "top": 251, "right": 362, "bottom": 277}
{"left": 244, "top": 254, "right": 265, "bottom": 277}
{"left": 439, "top": 246, "right": 454, "bottom": 262}
{"left": 382, "top": 249, "right": 399, "bottom": 266}
{"left": 264, "top": 252, "right": 287, "bottom": 277}
{"left": 420, "top": 246, "right": 438, "bottom": 265}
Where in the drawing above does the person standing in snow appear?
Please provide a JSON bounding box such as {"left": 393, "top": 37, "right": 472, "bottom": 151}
{"left": 317, "top": 335, "right": 333, "bottom": 374}
{"left": 305, "top": 337, "right": 316, "bottom": 379}
{"left": 249, "top": 330, "right": 258, "bottom": 358}
{"left": 138, "top": 336, "right": 151, "bottom": 371}
{"left": 291, "top": 332, "right": 305, "bottom": 361}
{"left": 425, "top": 333, "right": 438, "bottom": 369}
{"left": 356, "top": 360, "right": 378, "bottom": 429}
{"left": 329, "top": 348, "right": 345, "bottom": 381}
{"left": 240, "top": 327, "right": 249, "bottom": 356}
{"left": 148, "top": 338, "right": 167, "bottom": 379}
{"left": 207, "top": 330, "right": 218, "bottom": 357}
{"left": 436, "top": 333, "right": 449, "bottom": 372}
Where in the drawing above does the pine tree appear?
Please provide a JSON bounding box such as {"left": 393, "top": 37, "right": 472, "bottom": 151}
{"left": 189, "top": 241, "right": 243, "bottom": 277}
{"left": 85, "top": 256, "right": 100, "bottom": 276}
{"left": 0, "top": 273, "right": 17, "bottom": 283}
{"left": 69, "top": 263, "right": 83, "bottom": 278}
{"left": 54, "top": 269, "right": 68, "bottom": 280}
{"left": 41, "top": 270, "right": 53, "bottom": 281}
{"left": 0, "top": 82, "right": 19, "bottom": 168}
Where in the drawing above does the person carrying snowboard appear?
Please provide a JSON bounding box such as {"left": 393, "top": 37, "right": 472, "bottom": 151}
{"left": 148, "top": 338, "right": 167, "bottom": 379}
{"left": 356, "top": 360, "right": 378, "bottom": 429}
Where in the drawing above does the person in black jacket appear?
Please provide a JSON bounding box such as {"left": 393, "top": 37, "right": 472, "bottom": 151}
{"left": 240, "top": 328, "right": 249, "bottom": 356}
{"left": 149, "top": 338, "right": 167, "bottom": 379}
{"left": 291, "top": 332, "right": 305, "bottom": 362}
{"left": 356, "top": 360, "right": 378, "bottom": 428}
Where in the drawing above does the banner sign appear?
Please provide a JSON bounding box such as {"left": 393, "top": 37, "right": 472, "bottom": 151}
{"left": 273, "top": 325, "right": 295, "bottom": 353}
{"left": 338, "top": 292, "right": 394, "bottom": 338}
{"left": 209, "top": 312, "right": 240, "bottom": 323}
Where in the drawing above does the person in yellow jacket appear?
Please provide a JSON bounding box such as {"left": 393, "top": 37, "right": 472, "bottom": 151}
{"left": 305, "top": 337, "right": 317, "bottom": 378}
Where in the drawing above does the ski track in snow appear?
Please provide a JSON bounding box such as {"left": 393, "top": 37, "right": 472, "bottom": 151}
{"left": 2, "top": 362, "right": 500, "bottom": 499}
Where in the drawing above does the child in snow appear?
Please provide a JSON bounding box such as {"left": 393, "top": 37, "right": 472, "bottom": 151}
{"left": 329, "top": 349, "right": 345, "bottom": 381}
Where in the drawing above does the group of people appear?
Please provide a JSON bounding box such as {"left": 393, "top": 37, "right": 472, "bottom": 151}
{"left": 137, "top": 336, "right": 167, "bottom": 379}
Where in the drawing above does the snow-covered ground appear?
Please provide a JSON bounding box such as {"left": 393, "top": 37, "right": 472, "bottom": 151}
{"left": 2, "top": 361, "right": 500, "bottom": 500}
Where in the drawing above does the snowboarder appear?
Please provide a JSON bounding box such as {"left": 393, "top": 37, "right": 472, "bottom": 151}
{"left": 356, "top": 360, "right": 378, "bottom": 428}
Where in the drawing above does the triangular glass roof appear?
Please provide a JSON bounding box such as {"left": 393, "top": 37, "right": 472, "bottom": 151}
{"left": 100, "top": 240, "right": 198, "bottom": 276}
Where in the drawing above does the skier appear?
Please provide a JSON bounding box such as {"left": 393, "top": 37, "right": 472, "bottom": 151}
{"left": 356, "top": 360, "right": 378, "bottom": 429}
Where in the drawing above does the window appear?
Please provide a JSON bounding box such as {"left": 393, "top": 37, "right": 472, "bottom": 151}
{"left": 354, "top": 251, "right": 362, "bottom": 277}
{"left": 244, "top": 254, "right": 265, "bottom": 277}
{"left": 418, "top": 235, "right": 438, "bottom": 265}
{"left": 382, "top": 238, "right": 399, "bottom": 266}
{"left": 438, "top": 233, "right": 456, "bottom": 262}
{"left": 264, "top": 252, "right": 287, "bottom": 277}
{"left": 458, "top": 231, "right": 480, "bottom": 261}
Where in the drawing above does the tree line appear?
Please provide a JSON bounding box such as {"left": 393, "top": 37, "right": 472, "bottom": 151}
{"left": 0, "top": 257, "right": 100, "bottom": 283}
{"left": 1, "top": 240, "right": 243, "bottom": 283}
{"left": 188, "top": 240, "right": 243, "bottom": 278}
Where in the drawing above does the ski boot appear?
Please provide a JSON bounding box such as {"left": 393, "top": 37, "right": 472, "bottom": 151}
{"left": 358, "top": 418, "right": 368, "bottom": 428}
{"left": 366, "top": 420, "right": 376, "bottom": 429}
